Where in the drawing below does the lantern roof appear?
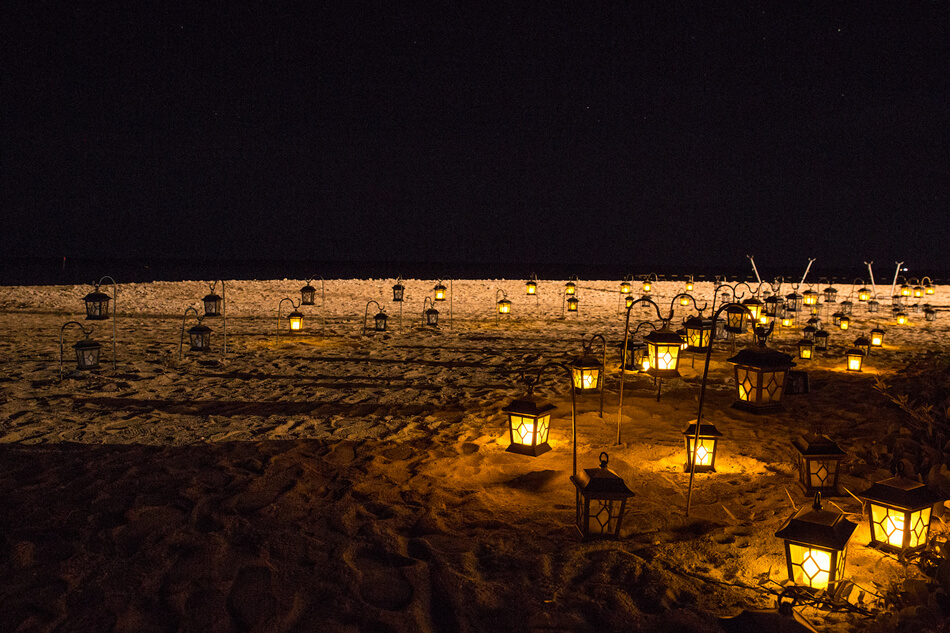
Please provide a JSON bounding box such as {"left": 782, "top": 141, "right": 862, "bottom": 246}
{"left": 188, "top": 324, "right": 211, "bottom": 335}
{"left": 74, "top": 338, "right": 101, "bottom": 350}
{"left": 854, "top": 335, "right": 870, "bottom": 347}
{"left": 785, "top": 292, "right": 802, "bottom": 300}
{"left": 792, "top": 433, "right": 846, "bottom": 457}
{"left": 203, "top": 292, "right": 223, "bottom": 301}
{"left": 814, "top": 329, "right": 829, "bottom": 339}
{"left": 727, "top": 346, "right": 794, "bottom": 370}
{"left": 571, "top": 353, "right": 601, "bottom": 370}
{"left": 858, "top": 476, "right": 942, "bottom": 511}
{"left": 802, "top": 325, "right": 816, "bottom": 336}
{"left": 288, "top": 310, "right": 303, "bottom": 319}
{"left": 683, "top": 420, "right": 722, "bottom": 438}
{"left": 644, "top": 326, "right": 684, "bottom": 346}
{"left": 797, "top": 338, "right": 814, "bottom": 347}
{"left": 426, "top": 307, "right": 439, "bottom": 315}
{"left": 84, "top": 290, "right": 111, "bottom": 302}
{"left": 375, "top": 311, "right": 388, "bottom": 320}
{"left": 765, "top": 295, "right": 783, "bottom": 304}
{"left": 393, "top": 282, "right": 404, "bottom": 289}
{"left": 871, "top": 326, "right": 885, "bottom": 334}
{"left": 742, "top": 296, "right": 763, "bottom": 306}
{"left": 684, "top": 315, "right": 713, "bottom": 329}
{"left": 846, "top": 347, "right": 865, "bottom": 357}
{"left": 502, "top": 393, "right": 557, "bottom": 418}
{"left": 774, "top": 494, "right": 857, "bottom": 549}
{"left": 572, "top": 454, "right": 635, "bottom": 500}
{"left": 824, "top": 287, "right": 838, "bottom": 294}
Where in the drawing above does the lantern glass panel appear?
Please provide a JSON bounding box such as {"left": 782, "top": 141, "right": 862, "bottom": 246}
{"left": 896, "top": 313, "right": 907, "bottom": 325}
{"left": 839, "top": 317, "right": 850, "bottom": 331}
{"left": 567, "top": 297, "right": 579, "bottom": 312}
{"left": 497, "top": 300, "right": 511, "bottom": 314}
{"left": 85, "top": 297, "right": 110, "bottom": 320}
{"left": 925, "top": 285, "right": 935, "bottom": 295}
{"left": 74, "top": 342, "right": 101, "bottom": 369}
{"left": 426, "top": 309, "right": 439, "bottom": 326}
{"left": 649, "top": 342, "right": 680, "bottom": 372}
{"left": 204, "top": 294, "right": 224, "bottom": 315}
{"left": 299, "top": 287, "right": 315, "bottom": 306}
{"left": 900, "top": 285, "right": 911, "bottom": 297}
{"left": 686, "top": 281, "right": 694, "bottom": 291}
{"left": 572, "top": 366, "right": 600, "bottom": 391}
{"left": 803, "top": 291, "right": 818, "bottom": 306}
{"left": 725, "top": 308, "right": 746, "bottom": 333}
{"left": 787, "top": 544, "right": 838, "bottom": 591}
{"left": 189, "top": 329, "right": 211, "bottom": 351}
{"left": 642, "top": 281, "right": 652, "bottom": 293}
{"left": 870, "top": 330, "right": 884, "bottom": 346}
{"left": 686, "top": 326, "right": 711, "bottom": 350}
{"left": 579, "top": 498, "right": 624, "bottom": 537}
{"left": 625, "top": 295, "right": 634, "bottom": 309}
{"left": 620, "top": 281, "right": 631, "bottom": 294}
{"left": 434, "top": 285, "right": 446, "bottom": 301}
{"left": 288, "top": 314, "right": 303, "bottom": 331}
{"left": 798, "top": 343, "right": 813, "bottom": 360}
{"left": 565, "top": 282, "right": 576, "bottom": 295}
{"left": 526, "top": 281, "right": 537, "bottom": 295}
{"left": 509, "top": 414, "right": 550, "bottom": 450}
{"left": 847, "top": 353, "right": 863, "bottom": 371}
{"left": 685, "top": 436, "right": 717, "bottom": 470}
{"left": 870, "top": 505, "right": 930, "bottom": 550}
{"left": 374, "top": 314, "right": 388, "bottom": 331}
{"left": 801, "top": 458, "right": 839, "bottom": 491}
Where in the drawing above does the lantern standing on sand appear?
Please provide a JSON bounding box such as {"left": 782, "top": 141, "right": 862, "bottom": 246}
{"left": 502, "top": 390, "right": 555, "bottom": 456}
{"left": 727, "top": 330, "right": 795, "bottom": 413}
{"left": 59, "top": 321, "right": 102, "bottom": 379}
{"left": 797, "top": 338, "right": 814, "bottom": 361}
{"left": 845, "top": 347, "right": 865, "bottom": 372}
{"left": 774, "top": 493, "right": 857, "bottom": 592}
{"left": 858, "top": 466, "right": 941, "bottom": 554}
{"left": 814, "top": 329, "right": 830, "bottom": 351}
{"left": 682, "top": 419, "right": 721, "bottom": 473}
{"left": 853, "top": 335, "right": 871, "bottom": 357}
{"left": 870, "top": 327, "right": 885, "bottom": 348}
{"left": 792, "top": 434, "right": 846, "bottom": 496}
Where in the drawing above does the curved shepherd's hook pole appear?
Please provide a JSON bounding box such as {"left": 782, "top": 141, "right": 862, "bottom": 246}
{"left": 209, "top": 280, "right": 227, "bottom": 360}
{"left": 363, "top": 300, "right": 382, "bottom": 335}
{"left": 276, "top": 297, "right": 300, "bottom": 346}
{"left": 306, "top": 277, "right": 326, "bottom": 332}
{"left": 685, "top": 302, "right": 759, "bottom": 517}
{"left": 522, "top": 362, "right": 580, "bottom": 479}
{"left": 60, "top": 320, "right": 94, "bottom": 380}
{"left": 422, "top": 296, "right": 435, "bottom": 327}
{"left": 179, "top": 306, "right": 201, "bottom": 361}
{"left": 95, "top": 276, "right": 118, "bottom": 371}
{"left": 616, "top": 297, "right": 663, "bottom": 444}
{"left": 579, "top": 334, "right": 608, "bottom": 419}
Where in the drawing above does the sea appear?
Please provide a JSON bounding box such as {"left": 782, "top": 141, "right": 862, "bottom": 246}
{"left": 0, "top": 257, "right": 945, "bottom": 288}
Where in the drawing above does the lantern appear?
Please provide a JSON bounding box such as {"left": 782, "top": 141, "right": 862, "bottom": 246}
{"left": 913, "top": 285, "right": 923, "bottom": 298}
{"left": 73, "top": 337, "right": 102, "bottom": 370}
{"left": 802, "top": 290, "right": 818, "bottom": 307}
{"left": 644, "top": 327, "right": 683, "bottom": 379}
{"left": 853, "top": 335, "right": 870, "bottom": 356}
{"left": 434, "top": 283, "right": 447, "bottom": 301}
{"left": 565, "top": 281, "right": 576, "bottom": 295}
{"left": 895, "top": 312, "right": 907, "bottom": 325}
{"left": 870, "top": 327, "right": 885, "bottom": 348}
{"left": 781, "top": 311, "right": 794, "bottom": 328}
{"left": 785, "top": 292, "right": 802, "bottom": 313}
{"left": 685, "top": 280, "right": 694, "bottom": 292}
{"left": 620, "top": 280, "right": 631, "bottom": 294}
{"left": 526, "top": 279, "right": 537, "bottom": 295}
{"left": 624, "top": 295, "right": 634, "bottom": 309}
{"left": 567, "top": 297, "right": 579, "bottom": 312}
{"left": 425, "top": 307, "right": 439, "bottom": 327}
{"left": 642, "top": 279, "right": 652, "bottom": 293}
{"left": 858, "top": 472, "right": 941, "bottom": 554}
{"left": 845, "top": 347, "right": 865, "bottom": 372}
{"left": 727, "top": 345, "right": 795, "bottom": 412}
{"left": 910, "top": 302, "right": 920, "bottom": 314}
{"left": 925, "top": 282, "right": 935, "bottom": 295}
{"left": 724, "top": 304, "right": 748, "bottom": 334}
{"left": 925, "top": 307, "right": 936, "bottom": 322}
{"left": 620, "top": 339, "right": 649, "bottom": 373}
{"left": 792, "top": 434, "right": 846, "bottom": 496}
{"left": 187, "top": 323, "right": 212, "bottom": 351}
{"left": 287, "top": 310, "right": 303, "bottom": 331}
{"left": 83, "top": 289, "right": 111, "bottom": 320}
{"left": 299, "top": 285, "right": 316, "bottom": 306}
{"left": 764, "top": 295, "right": 783, "bottom": 317}
{"left": 831, "top": 311, "right": 844, "bottom": 327}
{"left": 900, "top": 283, "right": 911, "bottom": 297}
{"left": 774, "top": 493, "right": 857, "bottom": 591}
{"left": 823, "top": 286, "right": 838, "bottom": 303}
{"left": 392, "top": 282, "right": 405, "bottom": 302}
{"left": 683, "top": 316, "right": 713, "bottom": 353}
{"left": 742, "top": 297, "right": 764, "bottom": 321}
{"left": 680, "top": 294, "right": 691, "bottom": 307}
{"left": 373, "top": 311, "right": 388, "bottom": 332}
{"left": 797, "top": 338, "right": 814, "bottom": 361}
{"left": 839, "top": 316, "right": 850, "bottom": 331}
{"left": 497, "top": 298, "right": 511, "bottom": 315}
{"left": 571, "top": 452, "right": 634, "bottom": 540}
{"left": 570, "top": 352, "right": 602, "bottom": 391}
{"left": 802, "top": 325, "right": 816, "bottom": 341}
{"left": 683, "top": 419, "right": 722, "bottom": 473}
{"left": 203, "top": 292, "right": 224, "bottom": 316}
{"left": 814, "top": 329, "right": 830, "bottom": 351}
{"left": 502, "top": 393, "right": 555, "bottom": 456}
{"left": 840, "top": 299, "right": 853, "bottom": 315}
{"left": 867, "top": 299, "right": 880, "bottom": 313}
{"left": 857, "top": 287, "right": 871, "bottom": 302}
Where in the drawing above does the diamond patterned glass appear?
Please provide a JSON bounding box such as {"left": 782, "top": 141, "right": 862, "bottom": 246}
{"left": 789, "top": 544, "right": 834, "bottom": 590}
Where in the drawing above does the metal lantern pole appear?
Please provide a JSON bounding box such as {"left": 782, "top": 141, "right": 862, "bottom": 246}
{"left": 60, "top": 321, "right": 95, "bottom": 380}
{"left": 449, "top": 279, "right": 453, "bottom": 331}
{"left": 617, "top": 297, "right": 662, "bottom": 443}
{"left": 208, "top": 280, "right": 227, "bottom": 360}
{"left": 363, "top": 300, "right": 382, "bottom": 335}
{"left": 94, "top": 275, "right": 118, "bottom": 371}
{"left": 685, "top": 302, "right": 758, "bottom": 516}
{"left": 579, "top": 334, "right": 608, "bottom": 419}
{"left": 179, "top": 306, "right": 200, "bottom": 361}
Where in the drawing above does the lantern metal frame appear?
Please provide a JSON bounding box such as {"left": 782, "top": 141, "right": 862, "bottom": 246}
{"left": 566, "top": 295, "right": 579, "bottom": 313}
{"left": 392, "top": 277, "right": 405, "bottom": 302}
{"left": 685, "top": 275, "right": 695, "bottom": 293}
{"left": 792, "top": 434, "right": 846, "bottom": 496}
{"left": 925, "top": 307, "right": 936, "bottom": 322}
{"left": 432, "top": 279, "right": 453, "bottom": 329}
{"left": 726, "top": 326, "right": 793, "bottom": 414}
{"left": 59, "top": 321, "right": 102, "bottom": 379}
{"left": 179, "top": 306, "right": 213, "bottom": 360}
{"left": 502, "top": 387, "right": 556, "bottom": 457}
{"left": 858, "top": 465, "right": 942, "bottom": 554}
{"left": 525, "top": 273, "right": 538, "bottom": 296}
{"left": 820, "top": 279, "right": 838, "bottom": 304}
{"left": 276, "top": 297, "right": 303, "bottom": 345}
{"left": 82, "top": 276, "right": 117, "bottom": 371}
{"left": 869, "top": 326, "right": 885, "bottom": 349}
{"left": 774, "top": 493, "right": 857, "bottom": 593}
{"left": 642, "top": 272, "right": 658, "bottom": 294}
{"left": 922, "top": 276, "right": 935, "bottom": 296}
{"left": 852, "top": 335, "right": 871, "bottom": 357}
{"left": 362, "top": 300, "right": 388, "bottom": 334}
{"left": 619, "top": 321, "right": 655, "bottom": 374}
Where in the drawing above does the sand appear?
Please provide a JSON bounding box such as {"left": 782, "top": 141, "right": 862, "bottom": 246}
{"left": 0, "top": 277, "right": 947, "bottom": 632}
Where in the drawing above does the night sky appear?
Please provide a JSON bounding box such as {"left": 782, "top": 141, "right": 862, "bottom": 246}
{"left": 4, "top": 2, "right": 949, "bottom": 272}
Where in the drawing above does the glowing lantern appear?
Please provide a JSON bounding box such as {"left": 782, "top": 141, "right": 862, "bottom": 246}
{"left": 684, "top": 316, "right": 713, "bottom": 353}
{"left": 814, "top": 329, "right": 830, "bottom": 351}
{"left": 870, "top": 327, "right": 885, "bottom": 348}
{"left": 497, "top": 298, "right": 511, "bottom": 315}
{"left": 502, "top": 393, "right": 555, "bottom": 456}
{"left": 797, "top": 338, "right": 814, "bottom": 361}
{"left": 425, "top": 307, "right": 439, "bottom": 327}
{"left": 839, "top": 316, "right": 850, "bottom": 331}
{"left": 203, "top": 292, "right": 224, "bottom": 316}
{"left": 845, "top": 347, "right": 865, "bottom": 372}
{"left": 299, "top": 284, "right": 316, "bottom": 306}
{"left": 867, "top": 299, "right": 880, "bottom": 313}
{"left": 792, "top": 434, "right": 846, "bottom": 496}
{"left": 620, "top": 280, "right": 631, "bottom": 294}
{"left": 571, "top": 452, "right": 634, "bottom": 540}
{"left": 896, "top": 312, "right": 907, "bottom": 325}
{"left": 823, "top": 286, "right": 838, "bottom": 303}
{"left": 853, "top": 335, "right": 871, "bottom": 356}
{"left": 685, "top": 280, "right": 694, "bottom": 292}
{"left": 781, "top": 312, "right": 794, "bottom": 328}
{"left": 567, "top": 297, "right": 579, "bottom": 312}
{"left": 565, "top": 281, "right": 576, "bottom": 295}
{"left": 73, "top": 337, "right": 102, "bottom": 370}
{"left": 570, "top": 352, "right": 602, "bottom": 391}
{"left": 857, "top": 287, "right": 871, "bottom": 302}
{"left": 727, "top": 345, "right": 794, "bottom": 412}
{"left": 831, "top": 312, "right": 843, "bottom": 327}
{"left": 287, "top": 310, "right": 303, "bottom": 331}
{"left": 187, "top": 323, "right": 212, "bottom": 351}
{"left": 683, "top": 419, "right": 722, "bottom": 473}
{"left": 900, "top": 283, "right": 911, "bottom": 297}
{"left": 83, "top": 289, "right": 111, "bottom": 320}
{"left": 642, "top": 279, "right": 652, "bottom": 293}
{"left": 526, "top": 279, "right": 537, "bottom": 295}
{"left": 644, "top": 327, "right": 683, "bottom": 379}
{"left": 434, "top": 283, "right": 447, "bottom": 301}
{"left": 925, "top": 282, "right": 935, "bottom": 295}
{"left": 724, "top": 304, "right": 748, "bottom": 334}
{"left": 742, "top": 297, "right": 764, "bottom": 321}
{"left": 802, "top": 290, "right": 818, "bottom": 307}
{"left": 624, "top": 295, "right": 634, "bottom": 309}
{"left": 392, "top": 282, "right": 405, "bottom": 302}
{"left": 858, "top": 472, "right": 941, "bottom": 554}
{"left": 373, "top": 310, "right": 388, "bottom": 332}
{"left": 925, "top": 307, "right": 936, "bottom": 322}
{"left": 620, "top": 339, "right": 649, "bottom": 373}
{"left": 680, "top": 295, "right": 690, "bottom": 307}
{"left": 913, "top": 285, "right": 924, "bottom": 298}
{"left": 774, "top": 493, "right": 856, "bottom": 591}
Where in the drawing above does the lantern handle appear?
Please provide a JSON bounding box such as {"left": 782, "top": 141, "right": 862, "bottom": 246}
{"left": 921, "top": 276, "right": 933, "bottom": 285}
{"left": 667, "top": 293, "right": 704, "bottom": 317}
{"left": 617, "top": 299, "right": 663, "bottom": 443}
{"left": 363, "top": 300, "right": 383, "bottom": 335}
{"left": 599, "top": 452, "right": 609, "bottom": 468}
{"left": 178, "top": 306, "right": 203, "bottom": 361}
{"left": 60, "top": 320, "right": 95, "bottom": 380}
{"left": 276, "top": 297, "right": 300, "bottom": 346}
{"left": 92, "top": 275, "right": 118, "bottom": 372}
{"left": 580, "top": 334, "right": 608, "bottom": 418}
{"left": 495, "top": 288, "right": 508, "bottom": 302}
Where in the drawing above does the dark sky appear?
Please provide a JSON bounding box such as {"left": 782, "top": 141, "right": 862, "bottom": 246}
{"left": 3, "top": 2, "right": 948, "bottom": 271}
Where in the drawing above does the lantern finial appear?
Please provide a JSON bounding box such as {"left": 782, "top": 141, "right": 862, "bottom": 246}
{"left": 599, "top": 451, "right": 609, "bottom": 468}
